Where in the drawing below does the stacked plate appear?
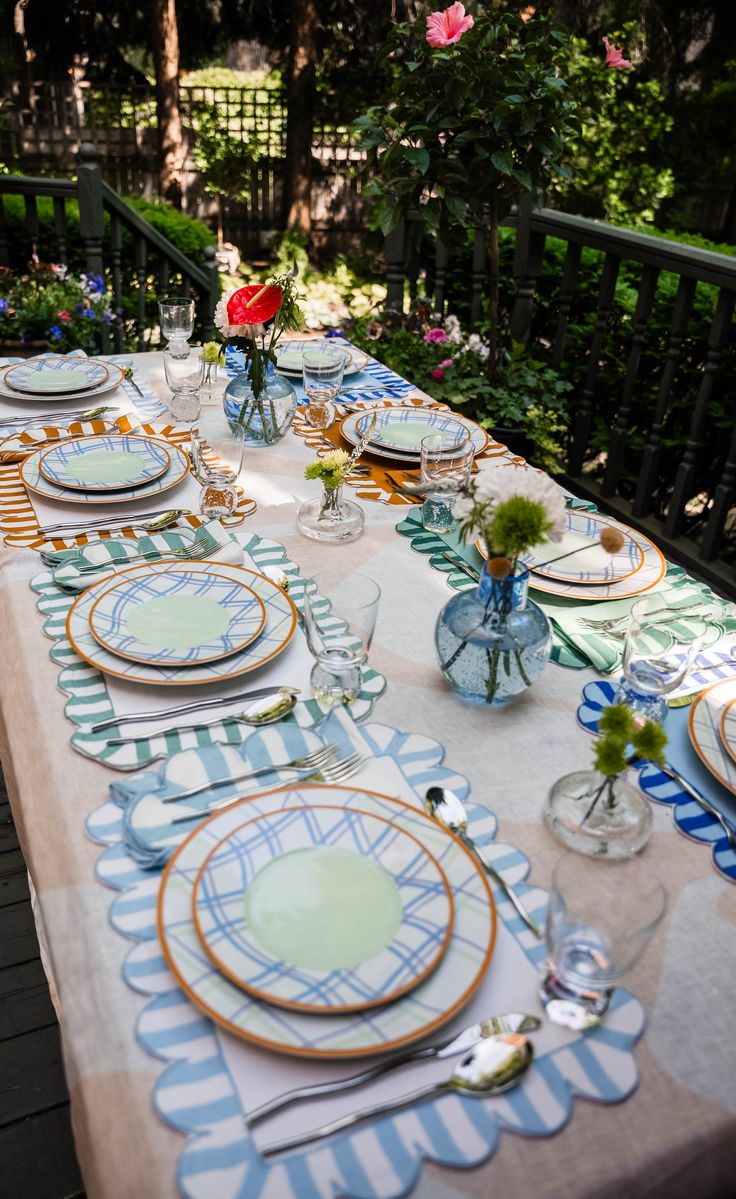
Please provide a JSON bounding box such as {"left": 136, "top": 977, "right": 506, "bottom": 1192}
{"left": 159, "top": 782, "right": 497, "bottom": 1057}
{"left": 478, "top": 509, "right": 666, "bottom": 602}
{"left": 66, "top": 560, "right": 298, "bottom": 686}
{"left": 21, "top": 433, "right": 190, "bottom": 505}
{"left": 689, "top": 679, "right": 736, "bottom": 795}
{"left": 340, "top": 406, "right": 493, "bottom": 463}
{"left": 0, "top": 355, "right": 124, "bottom": 403}
{"left": 274, "top": 340, "right": 369, "bottom": 377}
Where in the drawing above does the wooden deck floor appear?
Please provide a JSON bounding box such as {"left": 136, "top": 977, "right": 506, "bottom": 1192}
{"left": 0, "top": 770, "right": 85, "bottom": 1198}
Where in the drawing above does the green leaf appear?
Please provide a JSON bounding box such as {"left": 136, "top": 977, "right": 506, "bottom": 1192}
{"left": 404, "top": 147, "right": 430, "bottom": 173}
{"left": 491, "top": 153, "right": 513, "bottom": 175}
{"left": 445, "top": 195, "right": 468, "bottom": 223}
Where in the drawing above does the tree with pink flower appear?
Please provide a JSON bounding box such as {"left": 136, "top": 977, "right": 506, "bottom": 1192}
{"left": 355, "top": 4, "right": 577, "bottom": 380}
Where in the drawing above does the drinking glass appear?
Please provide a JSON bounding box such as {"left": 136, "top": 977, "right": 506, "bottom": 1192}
{"left": 540, "top": 852, "right": 666, "bottom": 1030}
{"left": 618, "top": 594, "right": 705, "bottom": 722}
{"left": 159, "top": 296, "right": 195, "bottom": 343}
{"left": 420, "top": 430, "right": 473, "bottom": 533}
{"left": 191, "top": 408, "right": 244, "bottom": 518}
{"left": 303, "top": 573, "right": 381, "bottom": 705}
{"left": 164, "top": 342, "right": 202, "bottom": 423}
{"left": 302, "top": 346, "right": 348, "bottom": 429}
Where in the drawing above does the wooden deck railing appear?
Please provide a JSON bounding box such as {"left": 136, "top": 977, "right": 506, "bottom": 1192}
{"left": 0, "top": 144, "right": 219, "bottom": 351}
{"left": 384, "top": 204, "right": 736, "bottom": 593}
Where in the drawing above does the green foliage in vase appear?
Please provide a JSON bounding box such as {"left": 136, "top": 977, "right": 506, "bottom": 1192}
{"left": 593, "top": 704, "right": 668, "bottom": 779}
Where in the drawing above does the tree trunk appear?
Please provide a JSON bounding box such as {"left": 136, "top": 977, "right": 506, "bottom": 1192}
{"left": 284, "top": 0, "right": 319, "bottom": 238}
{"left": 486, "top": 187, "right": 499, "bottom": 382}
{"left": 12, "top": 1, "right": 33, "bottom": 110}
{"left": 151, "top": 0, "right": 183, "bottom": 208}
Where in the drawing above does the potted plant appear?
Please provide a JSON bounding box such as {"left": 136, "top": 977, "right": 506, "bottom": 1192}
{"left": 0, "top": 263, "right": 113, "bottom": 356}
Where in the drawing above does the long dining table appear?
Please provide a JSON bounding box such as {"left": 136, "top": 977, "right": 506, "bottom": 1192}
{"left": 0, "top": 350, "right": 734, "bottom": 1199}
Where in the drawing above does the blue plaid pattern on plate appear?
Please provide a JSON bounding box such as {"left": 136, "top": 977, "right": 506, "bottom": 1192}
{"left": 274, "top": 339, "right": 369, "bottom": 376}
{"left": 4, "top": 355, "right": 109, "bottom": 393}
{"left": 38, "top": 433, "right": 171, "bottom": 490}
{"left": 159, "top": 782, "right": 494, "bottom": 1056}
{"left": 68, "top": 561, "right": 296, "bottom": 686}
{"left": 193, "top": 802, "right": 453, "bottom": 1012}
{"left": 355, "top": 407, "right": 474, "bottom": 452}
{"left": 522, "top": 510, "right": 645, "bottom": 585}
{"left": 21, "top": 438, "right": 189, "bottom": 505}
{"left": 89, "top": 566, "right": 267, "bottom": 666}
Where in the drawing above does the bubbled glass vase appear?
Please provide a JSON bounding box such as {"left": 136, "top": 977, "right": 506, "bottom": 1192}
{"left": 435, "top": 564, "right": 551, "bottom": 705}
{"left": 223, "top": 361, "right": 297, "bottom": 446}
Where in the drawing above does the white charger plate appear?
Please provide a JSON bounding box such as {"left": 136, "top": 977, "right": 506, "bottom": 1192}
{"left": 4, "top": 356, "right": 110, "bottom": 394}
{"left": 159, "top": 782, "right": 496, "bottom": 1058}
{"left": 21, "top": 438, "right": 189, "bottom": 505}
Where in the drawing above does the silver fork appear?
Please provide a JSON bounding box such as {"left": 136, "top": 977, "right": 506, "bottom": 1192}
{"left": 579, "top": 599, "right": 702, "bottom": 634}
{"left": 161, "top": 743, "right": 339, "bottom": 804}
{"left": 76, "top": 539, "right": 213, "bottom": 572}
{"left": 171, "top": 752, "right": 366, "bottom": 824}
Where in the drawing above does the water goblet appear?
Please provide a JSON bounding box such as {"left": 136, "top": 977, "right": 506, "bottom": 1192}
{"left": 164, "top": 342, "right": 202, "bottom": 423}
{"left": 302, "top": 346, "right": 348, "bottom": 429}
{"left": 191, "top": 408, "right": 244, "bottom": 519}
{"left": 420, "top": 429, "right": 473, "bottom": 533}
{"left": 540, "top": 851, "right": 666, "bottom": 1030}
{"left": 617, "top": 595, "right": 705, "bottom": 722}
{"left": 159, "top": 296, "right": 195, "bottom": 343}
{"left": 302, "top": 573, "right": 381, "bottom": 706}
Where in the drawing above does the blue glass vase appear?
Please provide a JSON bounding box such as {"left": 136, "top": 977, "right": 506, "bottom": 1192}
{"left": 435, "top": 564, "right": 552, "bottom": 705}
{"left": 223, "top": 361, "right": 297, "bottom": 446}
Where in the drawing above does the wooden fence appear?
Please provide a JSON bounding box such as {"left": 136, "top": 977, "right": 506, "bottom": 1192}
{"left": 1, "top": 80, "right": 366, "bottom": 253}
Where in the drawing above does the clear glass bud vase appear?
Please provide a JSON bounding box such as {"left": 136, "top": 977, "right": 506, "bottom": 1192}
{"left": 434, "top": 564, "right": 551, "bottom": 705}
{"left": 544, "top": 769, "right": 653, "bottom": 857}
{"left": 297, "top": 484, "right": 364, "bottom": 543}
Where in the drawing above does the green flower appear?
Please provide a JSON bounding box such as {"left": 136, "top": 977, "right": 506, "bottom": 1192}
{"left": 202, "top": 340, "right": 224, "bottom": 364}
{"left": 632, "top": 721, "right": 668, "bottom": 767}
{"left": 593, "top": 736, "right": 628, "bottom": 777}
{"left": 485, "top": 496, "right": 553, "bottom": 560}
{"left": 599, "top": 704, "right": 634, "bottom": 739}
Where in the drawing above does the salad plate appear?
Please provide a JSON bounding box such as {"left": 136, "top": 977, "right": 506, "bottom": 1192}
{"left": 0, "top": 360, "right": 125, "bottom": 403}
{"left": 3, "top": 356, "right": 110, "bottom": 394}
{"left": 193, "top": 803, "right": 454, "bottom": 1013}
{"left": 275, "top": 340, "right": 369, "bottom": 377}
{"left": 38, "top": 434, "right": 171, "bottom": 492}
{"left": 89, "top": 566, "right": 267, "bottom": 666}
{"left": 21, "top": 438, "right": 189, "bottom": 505}
{"left": 522, "top": 511, "right": 645, "bottom": 585}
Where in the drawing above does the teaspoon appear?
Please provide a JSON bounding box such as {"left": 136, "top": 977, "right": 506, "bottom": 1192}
{"left": 104, "top": 688, "right": 299, "bottom": 747}
{"left": 424, "top": 786, "right": 543, "bottom": 939}
{"left": 261, "top": 1033, "right": 533, "bottom": 1156}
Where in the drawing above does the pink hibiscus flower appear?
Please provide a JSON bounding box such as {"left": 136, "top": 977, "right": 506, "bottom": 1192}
{"left": 439, "top": 358, "right": 454, "bottom": 368}
{"left": 424, "top": 327, "right": 447, "bottom": 344}
{"left": 603, "top": 36, "right": 632, "bottom": 69}
{"left": 426, "top": 3, "right": 474, "bottom": 49}
{"left": 57, "top": 310, "right": 71, "bottom": 321}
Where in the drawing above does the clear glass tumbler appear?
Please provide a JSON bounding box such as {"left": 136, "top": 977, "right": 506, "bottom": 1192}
{"left": 191, "top": 408, "right": 244, "bottom": 518}
{"left": 420, "top": 430, "right": 474, "bottom": 533}
{"left": 618, "top": 595, "right": 705, "bottom": 722}
{"left": 302, "top": 573, "right": 381, "bottom": 705}
{"left": 302, "top": 346, "right": 348, "bottom": 429}
{"left": 159, "top": 296, "right": 195, "bottom": 342}
{"left": 164, "top": 342, "right": 202, "bottom": 423}
{"left": 540, "top": 851, "right": 666, "bottom": 1030}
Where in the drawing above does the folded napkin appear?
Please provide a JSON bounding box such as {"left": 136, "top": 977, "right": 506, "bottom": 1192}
{"left": 47, "top": 519, "right": 243, "bottom": 591}
{"left": 550, "top": 572, "right": 736, "bottom": 674}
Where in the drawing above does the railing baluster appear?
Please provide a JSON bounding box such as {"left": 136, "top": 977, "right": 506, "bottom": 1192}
{"left": 664, "top": 287, "right": 736, "bottom": 540}
{"left": 568, "top": 253, "right": 621, "bottom": 475}
{"left": 632, "top": 275, "right": 696, "bottom": 517}
{"left": 602, "top": 263, "right": 660, "bottom": 496}
{"left": 700, "top": 419, "right": 736, "bottom": 562}
{"left": 433, "top": 237, "right": 447, "bottom": 320}
{"left": 24, "top": 195, "right": 40, "bottom": 261}
{"left": 159, "top": 256, "right": 170, "bottom": 297}
{"left": 551, "top": 242, "right": 582, "bottom": 369}
{"left": 406, "top": 242, "right": 420, "bottom": 306}
{"left": 509, "top": 228, "right": 546, "bottom": 347}
{"left": 134, "top": 235, "right": 148, "bottom": 352}
{"left": 384, "top": 219, "right": 407, "bottom": 313}
{"left": 110, "top": 211, "right": 124, "bottom": 354}
{"left": 0, "top": 199, "right": 8, "bottom": 266}
{"left": 470, "top": 219, "right": 487, "bottom": 327}
{"left": 77, "top": 143, "right": 105, "bottom": 277}
{"left": 52, "top": 196, "right": 68, "bottom": 266}
{"left": 201, "top": 245, "right": 218, "bottom": 340}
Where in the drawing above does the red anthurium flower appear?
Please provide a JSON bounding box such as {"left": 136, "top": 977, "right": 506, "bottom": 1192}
{"left": 426, "top": 2, "right": 474, "bottom": 49}
{"left": 603, "top": 36, "right": 632, "bottom": 69}
{"left": 226, "top": 284, "right": 283, "bottom": 327}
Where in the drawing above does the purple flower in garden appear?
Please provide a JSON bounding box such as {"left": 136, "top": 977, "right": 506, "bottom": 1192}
{"left": 80, "top": 273, "right": 105, "bottom": 295}
{"left": 102, "top": 312, "right": 113, "bottom": 325}
{"left": 49, "top": 325, "right": 62, "bottom": 341}
{"left": 0, "top": 299, "right": 8, "bottom": 313}
{"left": 84, "top": 308, "right": 96, "bottom": 318}
{"left": 324, "top": 328, "right": 347, "bottom": 338}
{"left": 75, "top": 304, "right": 85, "bottom": 313}
{"left": 424, "top": 327, "right": 447, "bottom": 344}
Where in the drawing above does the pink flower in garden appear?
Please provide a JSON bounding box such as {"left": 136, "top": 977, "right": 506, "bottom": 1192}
{"left": 439, "top": 358, "right": 454, "bottom": 368}
{"left": 602, "top": 36, "right": 632, "bottom": 69}
{"left": 426, "top": 3, "right": 474, "bottom": 49}
{"left": 424, "top": 327, "right": 447, "bottom": 343}
{"left": 57, "top": 310, "right": 71, "bottom": 321}
{"left": 432, "top": 368, "right": 445, "bottom": 380}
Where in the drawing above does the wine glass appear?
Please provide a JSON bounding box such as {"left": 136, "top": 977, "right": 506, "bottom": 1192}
{"left": 618, "top": 595, "right": 705, "bottom": 722}
{"left": 159, "top": 296, "right": 195, "bottom": 344}
{"left": 540, "top": 852, "right": 666, "bottom": 1030}
{"left": 164, "top": 342, "right": 202, "bottom": 423}
{"left": 420, "top": 429, "right": 473, "bottom": 533}
{"left": 302, "top": 346, "right": 348, "bottom": 429}
{"left": 302, "top": 573, "right": 381, "bottom": 705}
{"left": 191, "top": 408, "right": 244, "bottom": 518}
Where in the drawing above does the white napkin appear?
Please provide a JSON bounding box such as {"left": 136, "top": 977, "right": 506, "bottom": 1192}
{"left": 31, "top": 464, "right": 199, "bottom": 531}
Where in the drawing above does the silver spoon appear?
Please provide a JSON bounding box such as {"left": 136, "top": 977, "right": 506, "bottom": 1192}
{"left": 424, "top": 786, "right": 543, "bottom": 939}
{"left": 261, "top": 1033, "right": 533, "bottom": 1156}
{"left": 104, "top": 689, "right": 299, "bottom": 747}
{"left": 248, "top": 1012, "right": 540, "bottom": 1125}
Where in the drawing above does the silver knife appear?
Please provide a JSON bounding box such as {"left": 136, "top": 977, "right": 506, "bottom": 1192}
{"left": 247, "top": 1013, "right": 541, "bottom": 1125}
{"left": 38, "top": 509, "right": 185, "bottom": 536}
{"left": 83, "top": 685, "right": 292, "bottom": 734}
